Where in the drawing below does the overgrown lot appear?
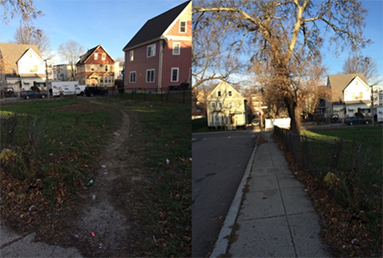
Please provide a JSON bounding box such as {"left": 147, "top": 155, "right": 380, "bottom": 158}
{"left": 98, "top": 93, "right": 192, "bottom": 257}
{"left": 0, "top": 93, "right": 191, "bottom": 257}
{"left": 0, "top": 99, "right": 118, "bottom": 227}
{"left": 274, "top": 126, "right": 382, "bottom": 257}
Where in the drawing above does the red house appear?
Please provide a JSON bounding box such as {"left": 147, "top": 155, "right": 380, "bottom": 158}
{"left": 76, "top": 45, "right": 116, "bottom": 88}
{"left": 122, "top": 1, "right": 192, "bottom": 92}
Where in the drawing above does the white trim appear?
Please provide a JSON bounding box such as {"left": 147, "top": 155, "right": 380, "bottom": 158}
{"left": 172, "top": 42, "right": 181, "bottom": 55}
{"left": 129, "top": 71, "right": 136, "bottom": 83}
{"left": 171, "top": 67, "right": 179, "bottom": 82}
{"left": 146, "top": 69, "right": 155, "bottom": 83}
{"left": 147, "top": 43, "right": 156, "bottom": 58}
{"left": 129, "top": 50, "right": 134, "bottom": 61}
{"left": 179, "top": 20, "right": 187, "bottom": 33}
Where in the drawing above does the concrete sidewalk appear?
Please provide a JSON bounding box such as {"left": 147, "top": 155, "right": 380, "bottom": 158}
{"left": 0, "top": 222, "right": 82, "bottom": 257}
{"left": 210, "top": 133, "right": 329, "bottom": 257}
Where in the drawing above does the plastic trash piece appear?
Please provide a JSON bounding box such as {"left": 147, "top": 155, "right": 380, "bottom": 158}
{"left": 91, "top": 231, "right": 96, "bottom": 237}
{"left": 28, "top": 205, "right": 35, "bottom": 211}
{"left": 101, "top": 165, "right": 106, "bottom": 168}
{"left": 113, "top": 132, "right": 120, "bottom": 136}
{"left": 86, "top": 179, "right": 94, "bottom": 187}
{"left": 166, "top": 159, "right": 170, "bottom": 165}
{"left": 92, "top": 195, "right": 96, "bottom": 200}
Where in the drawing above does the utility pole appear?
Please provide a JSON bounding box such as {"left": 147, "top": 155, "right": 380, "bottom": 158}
{"left": 44, "top": 59, "right": 50, "bottom": 100}
{"left": 371, "top": 84, "right": 377, "bottom": 126}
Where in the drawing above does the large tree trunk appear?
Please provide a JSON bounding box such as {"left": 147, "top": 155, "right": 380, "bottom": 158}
{"left": 285, "top": 98, "right": 301, "bottom": 135}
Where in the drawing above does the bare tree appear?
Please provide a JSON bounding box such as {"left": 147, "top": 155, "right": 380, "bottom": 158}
{"left": 1, "top": 0, "right": 42, "bottom": 23}
{"left": 193, "top": 0, "right": 369, "bottom": 134}
{"left": 192, "top": 15, "right": 243, "bottom": 89}
{"left": 57, "top": 40, "right": 84, "bottom": 81}
{"left": 342, "top": 55, "right": 381, "bottom": 85}
{"left": 13, "top": 24, "right": 51, "bottom": 58}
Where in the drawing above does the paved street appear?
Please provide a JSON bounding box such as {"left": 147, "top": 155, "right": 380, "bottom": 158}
{"left": 192, "top": 129, "right": 257, "bottom": 257}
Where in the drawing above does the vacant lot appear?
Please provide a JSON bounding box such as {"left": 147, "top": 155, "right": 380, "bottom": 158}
{"left": 0, "top": 93, "right": 191, "bottom": 257}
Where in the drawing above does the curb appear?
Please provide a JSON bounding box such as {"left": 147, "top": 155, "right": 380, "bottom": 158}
{"left": 209, "top": 139, "right": 258, "bottom": 258}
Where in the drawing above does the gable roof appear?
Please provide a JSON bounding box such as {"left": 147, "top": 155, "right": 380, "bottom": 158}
{"left": 327, "top": 73, "right": 368, "bottom": 93}
{"left": 76, "top": 45, "right": 115, "bottom": 65}
{"left": 0, "top": 43, "right": 42, "bottom": 74}
{"left": 208, "top": 81, "right": 244, "bottom": 99}
{"left": 122, "top": 1, "right": 190, "bottom": 51}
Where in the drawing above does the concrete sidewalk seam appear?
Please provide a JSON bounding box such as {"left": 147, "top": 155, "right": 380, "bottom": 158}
{"left": 0, "top": 234, "right": 30, "bottom": 249}
{"left": 237, "top": 210, "right": 317, "bottom": 222}
{"left": 274, "top": 156, "right": 299, "bottom": 258}
{"left": 209, "top": 142, "right": 258, "bottom": 258}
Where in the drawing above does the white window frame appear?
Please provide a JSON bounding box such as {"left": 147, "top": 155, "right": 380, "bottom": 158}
{"left": 171, "top": 68, "right": 179, "bottom": 82}
{"left": 211, "top": 103, "right": 216, "bottom": 109}
{"left": 102, "top": 53, "right": 106, "bottom": 60}
{"left": 147, "top": 44, "right": 156, "bottom": 57}
{"left": 180, "top": 21, "right": 187, "bottom": 33}
{"left": 173, "top": 42, "right": 181, "bottom": 55}
{"left": 129, "top": 71, "right": 136, "bottom": 83}
{"left": 130, "top": 50, "right": 134, "bottom": 61}
{"left": 94, "top": 53, "right": 98, "bottom": 60}
{"left": 146, "top": 69, "right": 155, "bottom": 83}
{"left": 228, "top": 91, "right": 232, "bottom": 97}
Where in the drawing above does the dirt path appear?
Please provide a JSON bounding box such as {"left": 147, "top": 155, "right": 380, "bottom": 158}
{"left": 73, "top": 102, "right": 133, "bottom": 256}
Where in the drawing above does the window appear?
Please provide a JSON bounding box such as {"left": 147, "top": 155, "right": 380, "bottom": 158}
{"left": 100, "top": 78, "right": 103, "bottom": 83}
{"left": 171, "top": 68, "right": 179, "bottom": 82}
{"left": 173, "top": 42, "right": 181, "bottom": 55}
{"left": 211, "top": 103, "right": 216, "bottom": 109}
{"left": 228, "top": 91, "right": 232, "bottom": 96}
{"left": 218, "top": 91, "right": 221, "bottom": 97}
{"left": 91, "top": 65, "right": 94, "bottom": 71}
{"left": 105, "top": 65, "right": 108, "bottom": 72}
{"left": 102, "top": 53, "right": 106, "bottom": 60}
{"left": 228, "top": 101, "right": 233, "bottom": 108}
{"left": 147, "top": 44, "right": 156, "bottom": 57}
{"left": 180, "top": 21, "right": 186, "bottom": 33}
{"left": 94, "top": 53, "right": 98, "bottom": 60}
{"left": 146, "top": 69, "right": 155, "bottom": 83}
{"left": 130, "top": 50, "right": 134, "bottom": 61}
{"left": 217, "top": 102, "right": 222, "bottom": 108}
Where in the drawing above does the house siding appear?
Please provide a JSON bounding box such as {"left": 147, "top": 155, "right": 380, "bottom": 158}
{"left": 75, "top": 45, "right": 115, "bottom": 87}
{"left": 125, "top": 42, "right": 160, "bottom": 90}
{"left": 206, "top": 81, "right": 247, "bottom": 127}
{"left": 123, "top": 1, "right": 191, "bottom": 92}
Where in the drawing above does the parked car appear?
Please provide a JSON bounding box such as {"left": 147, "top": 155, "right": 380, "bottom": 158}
{"left": 345, "top": 116, "right": 371, "bottom": 125}
{"left": 84, "top": 86, "right": 108, "bottom": 97}
{"left": 20, "top": 90, "right": 47, "bottom": 100}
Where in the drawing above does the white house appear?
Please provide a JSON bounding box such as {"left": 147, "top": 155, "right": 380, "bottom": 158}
{"left": 0, "top": 43, "right": 46, "bottom": 93}
{"left": 326, "top": 73, "right": 371, "bottom": 119}
{"left": 206, "top": 81, "right": 247, "bottom": 129}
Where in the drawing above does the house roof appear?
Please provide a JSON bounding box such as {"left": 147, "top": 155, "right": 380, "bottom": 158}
{"left": 122, "top": 1, "right": 190, "bottom": 51}
{"left": 207, "top": 81, "right": 244, "bottom": 99}
{"left": 76, "top": 45, "right": 115, "bottom": 65}
{"left": 0, "top": 43, "right": 42, "bottom": 74}
{"left": 327, "top": 73, "right": 368, "bottom": 93}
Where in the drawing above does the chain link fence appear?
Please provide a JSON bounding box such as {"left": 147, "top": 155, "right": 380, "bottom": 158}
{"left": 273, "top": 126, "right": 379, "bottom": 212}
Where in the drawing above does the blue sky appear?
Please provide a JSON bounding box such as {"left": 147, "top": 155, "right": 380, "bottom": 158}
{"left": 0, "top": 0, "right": 185, "bottom": 64}
{"left": 321, "top": 0, "right": 383, "bottom": 81}
{"left": 0, "top": 0, "right": 382, "bottom": 84}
